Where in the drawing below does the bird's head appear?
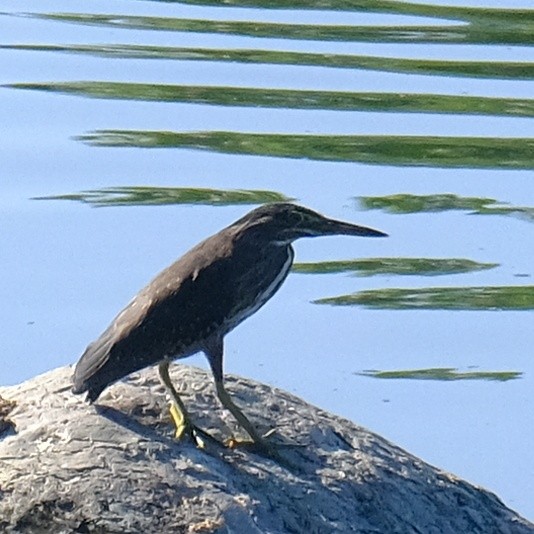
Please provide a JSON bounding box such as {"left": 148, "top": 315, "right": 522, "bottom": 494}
{"left": 234, "top": 203, "right": 387, "bottom": 244}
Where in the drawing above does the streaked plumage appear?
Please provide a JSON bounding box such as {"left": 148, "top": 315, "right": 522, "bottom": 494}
{"left": 72, "top": 203, "right": 387, "bottom": 451}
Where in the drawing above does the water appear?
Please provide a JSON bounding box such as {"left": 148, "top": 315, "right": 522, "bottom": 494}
{"left": 1, "top": 0, "right": 533, "bottom": 521}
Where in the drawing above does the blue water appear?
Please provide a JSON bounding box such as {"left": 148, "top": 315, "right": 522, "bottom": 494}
{"left": 1, "top": 0, "right": 533, "bottom": 521}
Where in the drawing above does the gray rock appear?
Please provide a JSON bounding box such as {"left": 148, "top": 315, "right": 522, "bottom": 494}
{"left": 0, "top": 366, "right": 532, "bottom": 534}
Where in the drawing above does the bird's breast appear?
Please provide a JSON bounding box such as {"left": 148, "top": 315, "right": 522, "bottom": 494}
{"left": 222, "top": 245, "right": 294, "bottom": 333}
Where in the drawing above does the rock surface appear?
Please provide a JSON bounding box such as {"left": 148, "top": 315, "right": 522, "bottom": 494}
{"left": 0, "top": 366, "right": 532, "bottom": 534}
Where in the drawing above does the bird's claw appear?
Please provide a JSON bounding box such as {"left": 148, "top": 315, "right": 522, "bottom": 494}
{"left": 169, "top": 401, "right": 295, "bottom": 465}
{"left": 169, "top": 403, "right": 221, "bottom": 449}
{"left": 224, "top": 433, "right": 281, "bottom": 459}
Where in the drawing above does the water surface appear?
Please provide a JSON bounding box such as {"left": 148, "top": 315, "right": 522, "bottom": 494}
{"left": 1, "top": 0, "right": 533, "bottom": 521}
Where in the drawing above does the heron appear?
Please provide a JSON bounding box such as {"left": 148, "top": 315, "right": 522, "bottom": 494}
{"left": 73, "top": 203, "right": 387, "bottom": 454}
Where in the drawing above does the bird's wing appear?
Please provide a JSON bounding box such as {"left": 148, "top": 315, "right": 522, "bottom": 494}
{"left": 72, "top": 290, "right": 155, "bottom": 392}
{"left": 72, "top": 235, "right": 235, "bottom": 394}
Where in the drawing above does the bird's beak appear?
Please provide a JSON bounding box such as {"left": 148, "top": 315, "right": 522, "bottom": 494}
{"left": 319, "top": 217, "right": 388, "bottom": 238}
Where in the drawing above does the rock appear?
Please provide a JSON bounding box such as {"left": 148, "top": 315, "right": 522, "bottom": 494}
{"left": 0, "top": 366, "right": 532, "bottom": 534}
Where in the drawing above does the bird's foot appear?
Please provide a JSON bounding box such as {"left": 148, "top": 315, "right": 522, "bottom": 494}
{"left": 226, "top": 435, "right": 301, "bottom": 469}
{"left": 225, "top": 429, "right": 285, "bottom": 459}
{"left": 226, "top": 436, "right": 277, "bottom": 456}
{"left": 169, "top": 403, "right": 222, "bottom": 449}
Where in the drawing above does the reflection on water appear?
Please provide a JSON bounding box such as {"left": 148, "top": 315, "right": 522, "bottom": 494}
{"left": 141, "top": 0, "right": 533, "bottom": 25}
{"left": 8, "top": 81, "right": 534, "bottom": 116}
{"left": 356, "top": 368, "right": 522, "bottom": 381}
{"left": 316, "top": 285, "right": 534, "bottom": 310}
{"left": 3, "top": 43, "right": 533, "bottom": 79}
{"left": 360, "top": 193, "right": 534, "bottom": 222}
{"left": 13, "top": 8, "right": 534, "bottom": 45}
{"left": 33, "top": 186, "right": 291, "bottom": 207}
{"left": 293, "top": 257, "right": 498, "bottom": 276}
{"left": 76, "top": 130, "right": 534, "bottom": 169}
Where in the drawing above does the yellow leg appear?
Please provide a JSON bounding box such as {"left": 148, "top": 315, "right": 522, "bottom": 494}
{"left": 168, "top": 402, "right": 189, "bottom": 441}
{"left": 203, "top": 336, "right": 282, "bottom": 458}
{"left": 214, "top": 379, "right": 280, "bottom": 458}
{"left": 158, "top": 361, "right": 218, "bottom": 448}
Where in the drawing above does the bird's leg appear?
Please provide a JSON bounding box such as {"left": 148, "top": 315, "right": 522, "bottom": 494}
{"left": 158, "top": 360, "right": 196, "bottom": 440}
{"left": 214, "top": 380, "right": 273, "bottom": 449}
{"left": 158, "top": 360, "right": 220, "bottom": 448}
{"left": 204, "top": 337, "right": 278, "bottom": 458}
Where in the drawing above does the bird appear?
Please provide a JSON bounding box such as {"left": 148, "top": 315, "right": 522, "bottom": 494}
{"left": 72, "top": 203, "right": 387, "bottom": 454}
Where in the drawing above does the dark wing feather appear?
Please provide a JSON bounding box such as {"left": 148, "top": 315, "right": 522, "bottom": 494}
{"left": 72, "top": 230, "right": 237, "bottom": 400}
{"left": 72, "top": 291, "right": 155, "bottom": 400}
{"left": 72, "top": 225, "right": 291, "bottom": 401}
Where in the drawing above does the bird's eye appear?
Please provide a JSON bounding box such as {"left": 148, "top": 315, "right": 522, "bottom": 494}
{"left": 290, "top": 211, "right": 306, "bottom": 226}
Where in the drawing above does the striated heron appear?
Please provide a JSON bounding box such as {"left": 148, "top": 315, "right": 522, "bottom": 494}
{"left": 72, "top": 203, "right": 387, "bottom": 454}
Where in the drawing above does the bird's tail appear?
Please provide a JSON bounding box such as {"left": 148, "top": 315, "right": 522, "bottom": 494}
{"left": 72, "top": 328, "right": 117, "bottom": 402}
